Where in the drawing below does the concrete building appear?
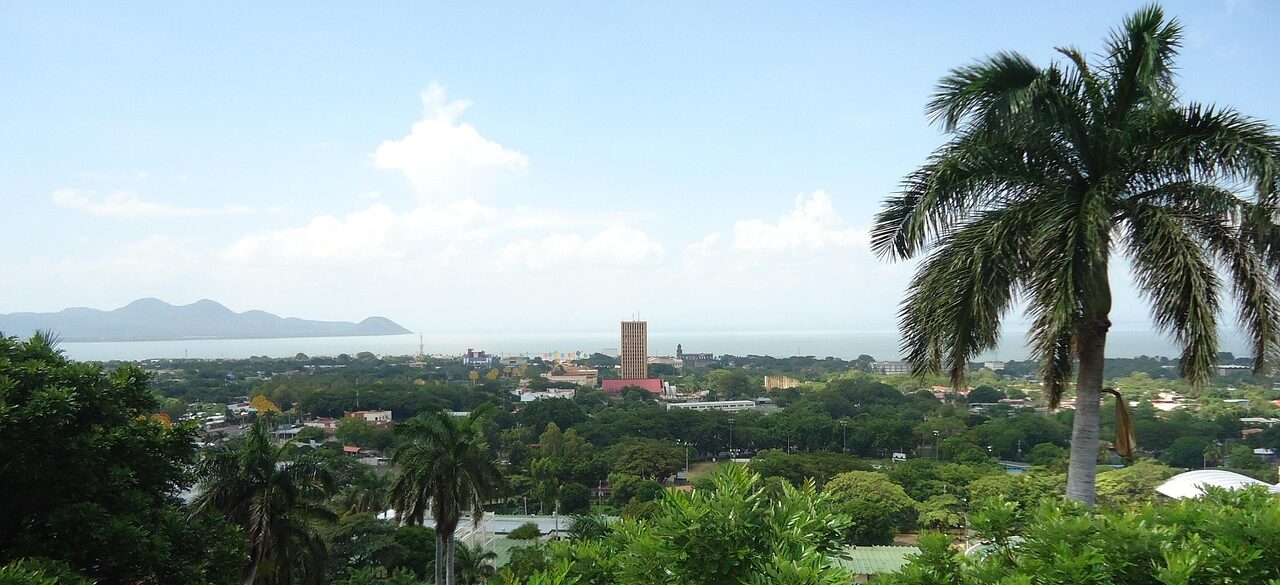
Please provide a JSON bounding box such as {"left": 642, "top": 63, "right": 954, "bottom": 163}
{"left": 344, "top": 410, "right": 393, "bottom": 424}
{"left": 676, "top": 344, "right": 715, "bottom": 368}
{"left": 514, "top": 387, "right": 577, "bottom": 402}
{"left": 872, "top": 361, "right": 912, "bottom": 375}
{"left": 666, "top": 400, "right": 756, "bottom": 413}
{"left": 303, "top": 417, "right": 339, "bottom": 435}
{"left": 603, "top": 378, "right": 664, "bottom": 395}
{"left": 620, "top": 320, "right": 648, "bottom": 379}
{"left": 542, "top": 371, "right": 597, "bottom": 387}
{"left": 462, "top": 349, "right": 494, "bottom": 366}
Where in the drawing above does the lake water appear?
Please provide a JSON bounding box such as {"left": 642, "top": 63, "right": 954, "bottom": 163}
{"left": 56, "top": 327, "right": 1252, "bottom": 362}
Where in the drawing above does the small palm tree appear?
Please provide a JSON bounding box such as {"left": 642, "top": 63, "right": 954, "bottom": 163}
{"left": 453, "top": 542, "right": 497, "bottom": 585}
{"left": 872, "top": 5, "right": 1280, "bottom": 505}
{"left": 192, "top": 421, "right": 337, "bottom": 585}
{"left": 390, "top": 407, "right": 502, "bottom": 585}
{"left": 336, "top": 472, "right": 390, "bottom": 517}
{"left": 566, "top": 514, "right": 609, "bottom": 541}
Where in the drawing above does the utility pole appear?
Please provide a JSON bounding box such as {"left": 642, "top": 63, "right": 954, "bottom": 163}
{"left": 728, "top": 419, "right": 735, "bottom": 459}
{"left": 840, "top": 419, "right": 848, "bottom": 454}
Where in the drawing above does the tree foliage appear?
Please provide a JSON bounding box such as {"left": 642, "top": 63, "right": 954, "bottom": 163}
{"left": 506, "top": 464, "right": 854, "bottom": 585}
{"left": 0, "top": 334, "right": 243, "bottom": 585}
{"left": 884, "top": 487, "right": 1280, "bottom": 585}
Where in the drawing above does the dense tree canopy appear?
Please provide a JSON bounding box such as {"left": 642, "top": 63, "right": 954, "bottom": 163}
{"left": 0, "top": 335, "right": 243, "bottom": 585}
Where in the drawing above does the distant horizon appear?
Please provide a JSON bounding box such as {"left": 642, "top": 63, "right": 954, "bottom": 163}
{"left": 49, "top": 328, "right": 1256, "bottom": 364}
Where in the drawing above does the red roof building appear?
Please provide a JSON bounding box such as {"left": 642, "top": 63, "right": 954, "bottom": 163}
{"left": 602, "top": 378, "right": 663, "bottom": 395}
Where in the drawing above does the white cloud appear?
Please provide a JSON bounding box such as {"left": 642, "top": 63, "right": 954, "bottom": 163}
{"left": 372, "top": 83, "right": 529, "bottom": 202}
{"left": 52, "top": 188, "right": 253, "bottom": 218}
{"left": 222, "top": 200, "right": 497, "bottom": 265}
{"left": 731, "top": 190, "right": 865, "bottom": 253}
{"left": 497, "top": 225, "right": 666, "bottom": 269}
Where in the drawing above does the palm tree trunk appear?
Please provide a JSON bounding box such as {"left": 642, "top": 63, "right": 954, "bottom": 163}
{"left": 1066, "top": 322, "right": 1108, "bottom": 506}
{"left": 447, "top": 537, "right": 457, "bottom": 585}
{"left": 434, "top": 532, "right": 445, "bottom": 585}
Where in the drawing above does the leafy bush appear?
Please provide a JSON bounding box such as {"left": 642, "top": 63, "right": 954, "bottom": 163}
{"left": 883, "top": 486, "right": 1280, "bottom": 585}
{"left": 506, "top": 464, "right": 854, "bottom": 585}
{"left": 508, "top": 522, "right": 542, "bottom": 540}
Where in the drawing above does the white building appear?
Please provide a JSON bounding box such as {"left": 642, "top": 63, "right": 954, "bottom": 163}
{"left": 666, "top": 400, "right": 756, "bottom": 413}
{"left": 872, "top": 361, "right": 912, "bottom": 375}
{"left": 346, "top": 410, "right": 393, "bottom": 423}
{"left": 1239, "top": 417, "right": 1280, "bottom": 426}
{"left": 514, "top": 387, "right": 577, "bottom": 402}
{"left": 1216, "top": 364, "right": 1251, "bottom": 376}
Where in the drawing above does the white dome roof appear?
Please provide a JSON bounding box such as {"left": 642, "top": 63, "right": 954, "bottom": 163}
{"left": 1155, "top": 470, "right": 1280, "bottom": 499}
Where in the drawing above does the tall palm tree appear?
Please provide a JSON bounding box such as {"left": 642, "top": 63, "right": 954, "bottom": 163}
{"left": 872, "top": 5, "right": 1280, "bottom": 506}
{"left": 452, "top": 542, "right": 497, "bottom": 585}
{"left": 389, "top": 407, "right": 502, "bottom": 585}
{"left": 192, "top": 421, "right": 337, "bottom": 585}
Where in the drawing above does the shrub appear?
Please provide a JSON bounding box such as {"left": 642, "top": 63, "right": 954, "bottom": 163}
{"left": 508, "top": 522, "right": 542, "bottom": 540}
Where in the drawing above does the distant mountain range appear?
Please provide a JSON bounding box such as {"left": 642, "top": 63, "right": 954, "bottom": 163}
{"left": 0, "top": 298, "right": 411, "bottom": 342}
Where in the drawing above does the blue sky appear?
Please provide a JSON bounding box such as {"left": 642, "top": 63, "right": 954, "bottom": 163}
{"left": 2, "top": 1, "right": 1278, "bottom": 334}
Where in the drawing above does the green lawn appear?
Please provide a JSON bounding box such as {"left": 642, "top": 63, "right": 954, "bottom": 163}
{"left": 684, "top": 461, "right": 724, "bottom": 481}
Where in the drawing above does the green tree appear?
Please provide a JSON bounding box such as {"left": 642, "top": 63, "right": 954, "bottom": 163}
{"left": 871, "top": 5, "right": 1280, "bottom": 506}
{"left": 0, "top": 334, "right": 242, "bottom": 585}
{"left": 509, "top": 523, "right": 542, "bottom": 540}
{"left": 390, "top": 409, "right": 503, "bottom": 585}
{"left": 607, "top": 437, "right": 683, "bottom": 480}
{"left": 917, "top": 494, "right": 965, "bottom": 531}
{"left": 193, "top": 420, "right": 338, "bottom": 585}
{"left": 324, "top": 513, "right": 433, "bottom": 581}
{"left": 1159, "top": 436, "right": 1209, "bottom": 468}
{"left": 558, "top": 483, "right": 591, "bottom": 514}
{"left": 0, "top": 559, "right": 91, "bottom": 585}
{"left": 823, "top": 471, "right": 918, "bottom": 545}
{"left": 1093, "top": 459, "right": 1176, "bottom": 507}
{"left": 1025, "top": 443, "right": 1067, "bottom": 469}
{"left": 966, "top": 386, "right": 1006, "bottom": 404}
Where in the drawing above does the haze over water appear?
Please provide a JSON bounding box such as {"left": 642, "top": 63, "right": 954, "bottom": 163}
{"left": 58, "top": 327, "right": 1253, "bottom": 362}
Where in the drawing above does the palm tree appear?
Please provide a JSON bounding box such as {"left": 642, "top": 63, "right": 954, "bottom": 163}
{"left": 566, "top": 513, "right": 610, "bottom": 541}
{"left": 192, "top": 421, "right": 337, "bottom": 585}
{"left": 389, "top": 407, "right": 502, "bottom": 585}
{"left": 336, "top": 472, "right": 390, "bottom": 517}
{"left": 452, "top": 542, "right": 497, "bottom": 585}
{"left": 872, "top": 5, "right": 1280, "bottom": 506}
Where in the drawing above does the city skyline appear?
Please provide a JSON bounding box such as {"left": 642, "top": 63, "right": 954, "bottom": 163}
{"left": 4, "top": 1, "right": 1278, "bottom": 333}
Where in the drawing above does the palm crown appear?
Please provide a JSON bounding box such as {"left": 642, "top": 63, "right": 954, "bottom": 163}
{"left": 389, "top": 406, "right": 502, "bottom": 585}
{"left": 192, "top": 421, "right": 336, "bottom": 585}
{"left": 873, "top": 6, "right": 1280, "bottom": 396}
{"left": 871, "top": 5, "right": 1280, "bottom": 504}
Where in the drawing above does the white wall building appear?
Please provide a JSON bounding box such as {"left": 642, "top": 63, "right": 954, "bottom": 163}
{"left": 666, "top": 400, "right": 756, "bottom": 413}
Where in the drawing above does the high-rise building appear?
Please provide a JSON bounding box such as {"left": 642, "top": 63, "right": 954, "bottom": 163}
{"left": 620, "top": 320, "right": 648, "bottom": 379}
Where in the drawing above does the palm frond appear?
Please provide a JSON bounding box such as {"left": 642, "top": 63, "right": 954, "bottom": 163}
{"left": 1104, "top": 4, "right": 1181, "bottom": 117}
{"left": 1122, "top": 203, "right": 1221, "bottom": 385}
{"left": 928, "top": 51, "right": 1043, "bottom": 133}
{"left": 898, "top": 203, "right": 1031, "bottom": 386}
{"left": 1189, "top": 212, "right": 1280, "bottom": 375}
{"left": 871, "top": 134, "right": 1052, "bottom": 259}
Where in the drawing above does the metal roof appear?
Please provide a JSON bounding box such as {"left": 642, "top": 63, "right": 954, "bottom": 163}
{"left": 833, "top": 546, "right": 917, "bottom": 575}
{"left": 1155, "top": 470, "right": 1280, "bottom": 499}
